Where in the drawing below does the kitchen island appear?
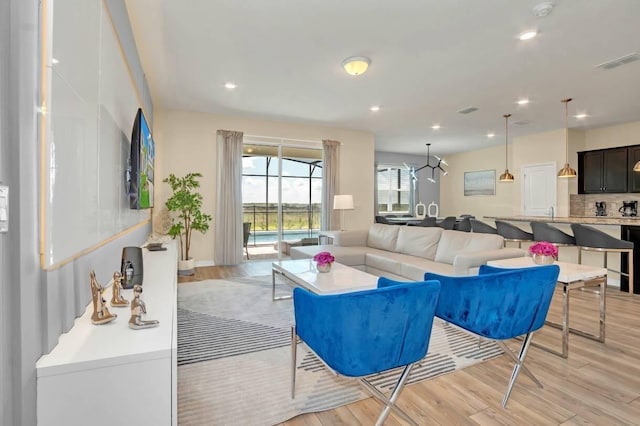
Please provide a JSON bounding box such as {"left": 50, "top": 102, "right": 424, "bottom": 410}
{"left": 485, "top": 215, "right": 639, "bottom": 295}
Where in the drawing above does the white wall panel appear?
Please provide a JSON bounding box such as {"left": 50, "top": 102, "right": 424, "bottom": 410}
{"left": 45, "top": 0, "right": 149, "bottom": 267}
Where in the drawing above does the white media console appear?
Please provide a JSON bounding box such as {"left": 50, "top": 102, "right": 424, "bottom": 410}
{"left": 36, "top": 240, "right": 177, "bottom": 426}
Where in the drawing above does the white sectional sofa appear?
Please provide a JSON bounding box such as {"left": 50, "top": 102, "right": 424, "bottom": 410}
{"left": 290, "top": 224, "right": 525, "bottom": 281}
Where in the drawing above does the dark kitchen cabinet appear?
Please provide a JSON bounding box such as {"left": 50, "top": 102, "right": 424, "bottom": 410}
{"left": 628, "top": 145, "right": 640, "bottom": 192}
{"left": 578, "top": 147, "right": 628, "bottom": 193}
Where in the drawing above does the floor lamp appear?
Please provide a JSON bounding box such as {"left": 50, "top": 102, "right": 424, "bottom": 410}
{"left": 333, "top": 195, "right": 354, "bottom": 231}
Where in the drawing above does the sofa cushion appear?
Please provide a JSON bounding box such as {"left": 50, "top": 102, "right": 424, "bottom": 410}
{"left": 395, "top": 226, "right": 442, "bottom": 260}
{"left": 365, "top": 251, "right": 407, "bottom": 276}
{"left": 434, "top": 230, "right": 504, "bottom": 265}
{"left": 367, "top": 224, "right": 400, "bottom": 251}
{"left": 399, "top": 257, "right": 456, "bottom": 280}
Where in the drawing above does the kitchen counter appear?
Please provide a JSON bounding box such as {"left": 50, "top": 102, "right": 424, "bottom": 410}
{"left": 484, "top": 215, "right": 640, "bottom": 226}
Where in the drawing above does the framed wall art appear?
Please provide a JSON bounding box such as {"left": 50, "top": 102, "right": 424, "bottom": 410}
{"left": 464, "top": 170, "right": 496, "bottom": 196}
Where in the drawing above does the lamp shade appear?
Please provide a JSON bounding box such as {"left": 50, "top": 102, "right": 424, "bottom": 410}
{"left": 333, "top": 194, "right": 354, "bottom": 210}
{"left": 342, "top": 57, "right": 370, "bottom": 76}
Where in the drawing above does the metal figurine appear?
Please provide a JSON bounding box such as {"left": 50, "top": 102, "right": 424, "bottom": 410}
{"left": 110, "top": 271, "right": 129, "bottom": 307}
{"left": 128, "top": 284, "right": 159, "bottom": 330}
{"left": 90, "top": 271, "right": 117, "bottom": 325}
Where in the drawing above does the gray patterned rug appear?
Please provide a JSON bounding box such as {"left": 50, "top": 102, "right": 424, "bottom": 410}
{"left": 177, "top": 276, "right": 503, "bottom": 426}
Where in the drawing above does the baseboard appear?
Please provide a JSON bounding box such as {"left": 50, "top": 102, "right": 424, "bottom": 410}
{"left": 196, "top": 260, "right": 215, "bottom": 267}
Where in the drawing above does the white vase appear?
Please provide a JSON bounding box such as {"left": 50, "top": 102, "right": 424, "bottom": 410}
{"left": 316, "top": 262, "right": 332, "bottom": 273}
{"left": 532, "top": 254, "right": 555, "bottom": 265}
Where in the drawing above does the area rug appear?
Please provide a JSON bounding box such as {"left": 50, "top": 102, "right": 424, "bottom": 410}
{"left": 177, "top": 276, "right": 503, "bottom": 426}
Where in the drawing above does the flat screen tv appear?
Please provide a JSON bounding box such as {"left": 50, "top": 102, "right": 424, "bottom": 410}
{"left": 129, "top": 108, "right": 155, "bottom": 209}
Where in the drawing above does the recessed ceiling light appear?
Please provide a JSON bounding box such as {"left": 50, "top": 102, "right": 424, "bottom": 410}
{"left": 431, "top": 124, "right": 441, "bottom": 130}
{"left": 574, "top": 113, "right": 588, "bottom": 119}
{"left": 52, "top": 58, "right": 60, "bottom": 64}
{"left": 370, "top": 105, "right": 380, "bottom": 112}
{"left": 224, "top": 82, "right": 237, "bottom": 89}
{"left": 519, "top": 30, "right": 538, "bottom": 41}
{"left": 517, "top": 99, "right": 530, "bottom": 105}
{"left": 487, "top": 133, "right": 495, "bottom": 138}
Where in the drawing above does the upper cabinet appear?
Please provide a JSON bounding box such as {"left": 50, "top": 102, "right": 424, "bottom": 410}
{"left": 628, "top": 146, "right": 640, "bottom": 192}
{"left": 578, "top": 147, "right": 629, "bottom": 193}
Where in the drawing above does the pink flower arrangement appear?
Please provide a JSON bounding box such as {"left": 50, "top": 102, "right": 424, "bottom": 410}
{"left": 313, "top": 251, "right": 335, "bottom": 265}
{"left": 528, "top": 241, "right": 558, "bottom": 259}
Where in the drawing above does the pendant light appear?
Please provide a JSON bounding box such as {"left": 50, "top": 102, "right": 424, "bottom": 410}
{"left": 499, "top": 114, "right": 514, "bottom": 182}
{"left": 558, "top": 98, "right": 577, "bottom": 178}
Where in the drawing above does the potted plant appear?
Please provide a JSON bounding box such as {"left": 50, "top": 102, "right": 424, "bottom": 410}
{"left": 163, "top": 172, "right": 212, "bottom": 275}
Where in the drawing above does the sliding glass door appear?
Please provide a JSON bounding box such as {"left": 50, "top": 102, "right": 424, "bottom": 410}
{"left": 242, "top": 142, "right": 322, "bottom": 258}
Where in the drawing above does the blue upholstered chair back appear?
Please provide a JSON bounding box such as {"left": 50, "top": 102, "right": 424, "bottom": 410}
{"left": 424, "top": 264, "right": 559, "bottom": 340}
{"left": 293, "top": 279, "right": 441, "bottom": 377}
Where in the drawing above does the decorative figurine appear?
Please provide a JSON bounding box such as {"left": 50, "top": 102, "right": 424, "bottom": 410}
{"left": 110, "top": 271, "right": 129, "bottom": 307}
{"left": 90, "top": 271, "right": 117, "bottom": 325}
{"left": 128, "top": 284, "right": 159, "bottom": 330}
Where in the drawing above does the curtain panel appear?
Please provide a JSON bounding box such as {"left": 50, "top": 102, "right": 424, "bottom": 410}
{"left": 214, "top": 130, "right": 244, "bottom": 265}
{"left": 321, "top": 140, "right": 340, "bottom": 231}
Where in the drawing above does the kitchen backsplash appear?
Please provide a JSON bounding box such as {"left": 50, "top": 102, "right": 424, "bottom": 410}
{"left": 570, "top": 194, "right": 640, "bottom": 217}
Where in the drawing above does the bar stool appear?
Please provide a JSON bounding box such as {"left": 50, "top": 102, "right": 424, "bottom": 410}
{"left": 495, "top": 220, "right": 534, "bottom": 248}
{"left": 470, "top": 219, "right": 498, "bottom": 234}
{"left": 530, "top": 222, "right": 575, "bottom": 246}
{"left": 571, "top": 224, "right": 634, "bottom": 294}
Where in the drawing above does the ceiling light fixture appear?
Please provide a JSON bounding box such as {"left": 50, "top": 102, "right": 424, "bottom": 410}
{"left": 519, "top": 30, "right": 538, "bottom": 41}
{"left": 487, "top": 133, "right": 495, "bottom": 138}
{"left": 224, "top": 82, "right": 237, "bottom": 89}
{"left": 370, "top": 105, "right": 380, "bottom": 112}
{"left": 499, "top": 114, "right": 515, "bottom": 182}
{"left": 558, "top": 98, "right": 577, "bottom": 178}
{"left": 342, "top": 56, "right": 370, "bottom": 76}
{"left": 574, "top": 113, "right": 588, "bottom": 119}
{"left": 416, "top": 143, "right": 448, "bottom": 184}
{"left": 52, "top": 58, "right": 60, "bottom": 64}
{"left": 431, "top": 124, "right": 441, "bottom": 130}
{"left": 517, "top": 99, "right": 530, "bottom": 105}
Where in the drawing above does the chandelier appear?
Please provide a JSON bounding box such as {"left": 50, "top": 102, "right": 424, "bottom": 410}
{"left": 415, "top": 143, "right": 448, "bottom": 183}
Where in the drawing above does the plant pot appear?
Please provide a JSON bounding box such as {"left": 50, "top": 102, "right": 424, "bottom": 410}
{"left": 178, "top": 258, "right": 196, "bottom": 276}
{"left": 531, "top": 254, "right": 555, "bottom": 265}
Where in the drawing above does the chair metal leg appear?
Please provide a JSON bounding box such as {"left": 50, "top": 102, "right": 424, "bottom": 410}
{"left": 501, "top": 332, "right": 539, "bottom": 407}
{"left": 291, "top": 326, "right": 297, "bottom": 399}
{"left": 360, "top": 364, "right": 418, "bottom": 426}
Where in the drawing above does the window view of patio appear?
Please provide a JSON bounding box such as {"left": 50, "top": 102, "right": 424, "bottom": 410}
{"left": 377, "top": 165, "right": 412, "bottom": 215}
{"left": 242, "top": 144, "right": 322, "bottom": 259}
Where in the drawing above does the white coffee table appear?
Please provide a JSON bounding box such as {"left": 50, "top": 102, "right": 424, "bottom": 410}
{"left": 487, "top": 257, "right": 607, "bottom": 358}
{"left": 271, "top": 259, "right": 379, "bottom": 301}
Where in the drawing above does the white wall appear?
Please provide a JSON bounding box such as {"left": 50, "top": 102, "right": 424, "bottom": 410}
{"left": 153, "top": 109, "right": 375, "bottom": 263}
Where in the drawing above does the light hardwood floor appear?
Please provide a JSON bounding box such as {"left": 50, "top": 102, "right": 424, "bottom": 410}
{"left": 180, "top": 262, "right": 640, "bottom": 425}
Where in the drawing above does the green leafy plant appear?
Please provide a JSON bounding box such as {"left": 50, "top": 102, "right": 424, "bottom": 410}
{"left": 163, "top": 172, "right": 212, "bottom": 261}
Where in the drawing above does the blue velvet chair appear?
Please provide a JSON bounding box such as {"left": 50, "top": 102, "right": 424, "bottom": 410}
{"left": 291, "top": 278, "right": 441, "bottom": 426}
{"left": 422, "top": 264, "right": 560, "bottom": 407}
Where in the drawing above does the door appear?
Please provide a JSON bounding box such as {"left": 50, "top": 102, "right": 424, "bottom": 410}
{"left": 242, "top": 142, "right": 322, "bottom": 259}
{"left": 522, "top": 163, "right": 556, "bottom": 216}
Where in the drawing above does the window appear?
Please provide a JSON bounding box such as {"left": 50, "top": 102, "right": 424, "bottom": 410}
{"left": 377, "top": 165, "right": 411, "bottom": 213}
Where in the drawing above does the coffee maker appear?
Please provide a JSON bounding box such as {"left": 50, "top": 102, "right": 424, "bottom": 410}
{"left": 619, "top": 201, "right": 638, "bottom": 217}
{"left": 595, "top": 201, "right": 607, "bottom": 216}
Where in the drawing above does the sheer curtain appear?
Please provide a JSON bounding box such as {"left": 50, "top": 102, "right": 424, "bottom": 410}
{"left": 214, "top": 130, "right": 244, "bottom": 265}
{"left": 321, "top": 140, "right": 340, "bottom": 231}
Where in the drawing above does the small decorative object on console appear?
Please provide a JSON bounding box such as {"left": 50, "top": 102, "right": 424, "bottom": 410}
{"left": 128, "top": 284, "right": 159, "bottom": 330}
{"left": 110, "top": 271, "right": 129, "bottom": 307}
{"left": 313, "top": 251, "right": 335, "bottom": 273}
{"left": 529, "top": 241, "right": 558, "bottom": 265}
{"left": 90, "top": 271, "right": 117, "bottom": 325}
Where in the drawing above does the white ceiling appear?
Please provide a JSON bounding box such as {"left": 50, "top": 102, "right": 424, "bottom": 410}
{"left": 125, "top": 0, "right": 640, "bottom": 157}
